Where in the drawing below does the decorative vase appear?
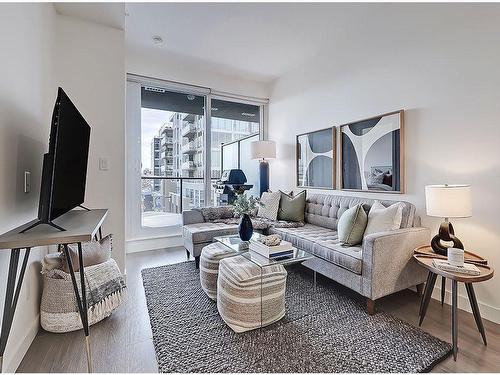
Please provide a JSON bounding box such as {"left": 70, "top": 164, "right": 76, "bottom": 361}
{"left": 238, "top": 213, "right": 253, "bottom": 241}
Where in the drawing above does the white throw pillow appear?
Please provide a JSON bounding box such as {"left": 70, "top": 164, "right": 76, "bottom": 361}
{"left": 257, "top": 191, "right": 281, "bottom": 220}
{"left": 364, "top": 201, "right": 404, "bottom": 237}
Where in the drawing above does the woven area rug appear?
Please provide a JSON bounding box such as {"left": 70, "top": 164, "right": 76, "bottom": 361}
{"left": 141, "top": 262, "right": 451, "bottom": 373}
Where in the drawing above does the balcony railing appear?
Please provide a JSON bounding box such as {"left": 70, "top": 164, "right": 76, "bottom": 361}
{"left": 181, "top": 141, "right": 199, "bottom": 154}
{"left": 141, "top": 176, "right": 217, "bottom": 212}
{"left": 161, "top": 139, "right": 174, "bottom": 148}
{"left": 181, "top": 123, "right": 198, "bottom": 137}
{"left": 181, "top": 161, "right": 196, "bottom": 170}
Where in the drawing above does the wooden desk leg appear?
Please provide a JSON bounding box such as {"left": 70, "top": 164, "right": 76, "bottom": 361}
{"left": 465, "top": 283, "right": 487, "bottom": 345}
{"left": 419, "top": 271, "right": 437, "bottom": 326}
{"left": 452, "top": 280, "right": 458, "bottom": 361}
{"left": 419, "top": 272, "right": 433, "bottom": 316}
{"left": 63, "top": 244, "right": 93, "bottom": 373}
{"left": 0, "top": 248, "right": 30, "bottom": 373}
{"left": 441, "top": 276, "right": 446, "bottom": 306}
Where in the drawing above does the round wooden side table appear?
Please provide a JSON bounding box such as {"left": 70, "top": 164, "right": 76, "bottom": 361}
{"left": 413, "top": 245, "right": 494, "bottom": 361}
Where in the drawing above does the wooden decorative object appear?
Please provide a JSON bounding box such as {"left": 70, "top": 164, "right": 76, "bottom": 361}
{"left": 414, "top": 245, "right": 487, "bottom": 265}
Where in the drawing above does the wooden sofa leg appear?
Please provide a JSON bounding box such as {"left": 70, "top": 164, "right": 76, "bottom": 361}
{"left": 367, "top": 298, "right": 376, "bottom": 315}
{"left": 416, "top": 283, "right": 424, "bottom": 296}
{"left": 186, "top": 249, "right": 191, "bottom": 260}
{"left": 195, "top": 256, "right": 200, "bottom": 269}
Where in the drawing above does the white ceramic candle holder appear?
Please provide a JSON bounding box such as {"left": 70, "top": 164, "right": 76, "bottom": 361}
{"left": 447, "top": 247, "right": 465, "bottom": 267}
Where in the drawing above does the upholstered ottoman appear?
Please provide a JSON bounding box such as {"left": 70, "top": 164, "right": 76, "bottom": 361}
{"left": 217, "top": 255, "right": 287, "bottom": 333}
{"left": 199, "top": 242, "right": 236, "bottom": 300}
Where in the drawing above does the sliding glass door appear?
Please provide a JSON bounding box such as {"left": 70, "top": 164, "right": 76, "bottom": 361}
{"left": 126, "top": 76, "right": 267, "bottom": 244}
{"left": 140, "top": 87, "right": 207, "bottom": 228}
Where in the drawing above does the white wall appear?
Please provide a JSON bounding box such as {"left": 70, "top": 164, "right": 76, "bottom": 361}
{"left": 0, "top": 4, "right": 56, "bottom": 372}
{"left": 56, "top": 14, "right": 126, "bottom": 272}
{"left": 0, "top": 6, "right": 125, "bottom": 371}
{"left": 269, "top": 8, "right": 500, "bottom": 323}
{"left": 126, "top": 44, "right": 270, "bottom": 98}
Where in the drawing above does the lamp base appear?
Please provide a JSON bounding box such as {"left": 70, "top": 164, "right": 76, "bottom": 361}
{"left": 431, "top": 221, "right": 464, "bottom": 256}
{"left": 259, "top": 160, "right": 269, "bottom": 196}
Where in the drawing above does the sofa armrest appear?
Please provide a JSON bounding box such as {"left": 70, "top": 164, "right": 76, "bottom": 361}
{"left": 182, "top": 209, "right": 205, "bottom": 225}
{"left": 361, "top": 227, "right": 430, "bottom": 300}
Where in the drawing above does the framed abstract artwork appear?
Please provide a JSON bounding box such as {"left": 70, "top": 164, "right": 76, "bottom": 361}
{"left": 340, "top": 110, "right": 404, "bottom": 193}
{"left": 296, "top": 127, "right": 336, "bottom": 189}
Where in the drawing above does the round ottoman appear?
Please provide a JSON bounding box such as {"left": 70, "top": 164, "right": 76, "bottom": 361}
{"left": 199, "top": 242, "right": 236, "bottom": 300}
{"left": 217, "top": 255, "right": 287, "bottom": 333}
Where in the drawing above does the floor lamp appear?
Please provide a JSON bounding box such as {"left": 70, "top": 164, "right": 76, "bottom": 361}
{"left": 251, "top": 140, "right": 276, "bottom": 196}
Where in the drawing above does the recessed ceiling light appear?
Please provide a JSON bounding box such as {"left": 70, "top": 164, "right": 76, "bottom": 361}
{"left": 152, "top": 35, "right": 164, "bottom": 45}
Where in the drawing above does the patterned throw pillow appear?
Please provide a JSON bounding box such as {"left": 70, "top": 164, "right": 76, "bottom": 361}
{"left": 200, "top": 206, "right": 235, "bottom": 221}
{"left": 364, "top": 201, "right": 404, "bottom": 237}
{"left": 257, "top": 191, "right": 281, "bottom": 220}
{"left": 368, "top": 172, "right": 385, "bottom": 185}
{"left": 337, "top": 204, "right": 368, "bottom": 246}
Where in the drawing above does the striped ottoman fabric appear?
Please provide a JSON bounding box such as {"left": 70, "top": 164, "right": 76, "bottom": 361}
{"left": 199, "top": 242, "right": 236, "bottom": 300}
{"left": 217, "top": 255, "right": 287, "bottom": 333}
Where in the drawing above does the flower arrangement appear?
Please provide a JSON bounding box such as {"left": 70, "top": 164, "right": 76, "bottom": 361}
{"left": 232, "top": 193, "right": 263, "bottom": 216}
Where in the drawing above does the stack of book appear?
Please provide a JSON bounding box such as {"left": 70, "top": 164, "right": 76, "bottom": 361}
{"left": 432, "top": 259, "right": 481, "bottom": 276}
{"left": 249, "top": 239, "right": 295, "bottom": 259}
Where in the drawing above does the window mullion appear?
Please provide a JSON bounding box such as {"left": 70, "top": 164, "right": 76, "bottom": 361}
{"left": 204, "top": 94, "right": 212, "bottom": 206}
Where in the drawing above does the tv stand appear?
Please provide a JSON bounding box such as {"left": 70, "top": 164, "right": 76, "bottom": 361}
{"left": 78, "top": 205, "right": 91, "bottom": 211}
{"left": 19, "top": 220, "right": 66, "bottom": 234}
{"left": 0, "top": 208, "right": 108, "bottom": 373}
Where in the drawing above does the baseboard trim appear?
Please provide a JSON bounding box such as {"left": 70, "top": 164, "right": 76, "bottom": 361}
{"left": 6, "top": 314, "right": 40, "bottom": 373}
{"left": 126, "top": 235, "right": 183, "bottom": 253}
{"left": 431, "top": 286, "right": 500, "bottom": 325}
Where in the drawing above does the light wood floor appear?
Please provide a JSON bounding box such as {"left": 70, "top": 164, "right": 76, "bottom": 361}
{"left": 18, "top": 247, "right": 500, "bottom": 373}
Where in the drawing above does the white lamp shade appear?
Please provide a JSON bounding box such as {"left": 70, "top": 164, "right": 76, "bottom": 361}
{"left": 250, "top": 140, "right": 276, "bottom": 159}
{"left": 425, "top": 184, "right": 472, "bottom": 218}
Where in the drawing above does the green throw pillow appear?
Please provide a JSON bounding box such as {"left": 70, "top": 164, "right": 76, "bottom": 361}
{"left": 337, "top": 204, "right": 368, "bottom": 246}
{"left": 277, "top": 190, "right": 306, "bottom": 222}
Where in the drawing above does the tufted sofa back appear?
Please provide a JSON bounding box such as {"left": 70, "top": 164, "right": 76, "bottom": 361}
{"left": 305, "top": 193, "right": 418, "bottom": 231}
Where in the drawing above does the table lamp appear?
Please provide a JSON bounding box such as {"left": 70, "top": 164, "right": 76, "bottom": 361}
{"left": 251, "top": 140, "right": 276, "bottom": 196}
{"left": 425, "top": 184, "right": 472, "bottom": 255}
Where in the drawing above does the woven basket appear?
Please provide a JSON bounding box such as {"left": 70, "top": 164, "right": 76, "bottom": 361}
{"left": 40, "top": 258, "right": 126, "bottom": 333}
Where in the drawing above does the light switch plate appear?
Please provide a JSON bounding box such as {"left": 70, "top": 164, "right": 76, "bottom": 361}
{"left": 24, "top": 171, "right": 31, "bottom": 193}
{"left": 99, "top": 157, "right": 109, "bottom": 171}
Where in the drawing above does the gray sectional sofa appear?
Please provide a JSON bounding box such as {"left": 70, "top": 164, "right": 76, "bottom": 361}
{"left": 182, "top": 193, "right": 429, "bottom": 314}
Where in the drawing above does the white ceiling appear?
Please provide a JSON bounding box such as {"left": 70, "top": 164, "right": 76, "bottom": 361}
{"left": 125, "top": 2, "right": 495, "bottom": 83}
{"left": 126, "top": 2, "right": 374, "bottom": 82}
{"left": 54, "top": 3, "right": 500, "bottom": 83}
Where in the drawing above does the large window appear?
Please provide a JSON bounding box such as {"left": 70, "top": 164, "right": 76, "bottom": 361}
{"left": 126, "top": 76, "right": 266, "bottom": 240}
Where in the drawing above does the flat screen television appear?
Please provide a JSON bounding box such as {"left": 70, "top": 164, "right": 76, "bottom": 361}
{"left": 22, "top": 87, "right": 91, "bottom": 233}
